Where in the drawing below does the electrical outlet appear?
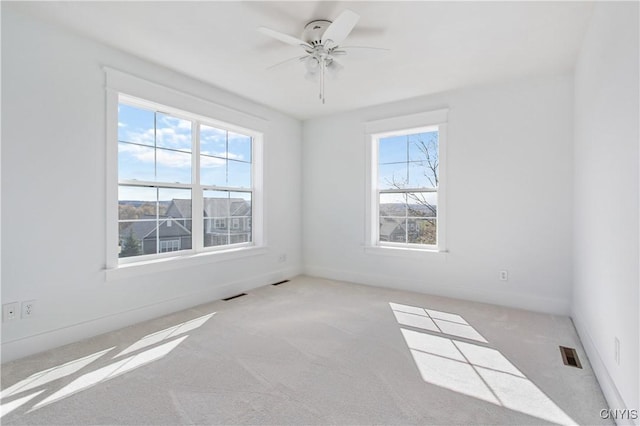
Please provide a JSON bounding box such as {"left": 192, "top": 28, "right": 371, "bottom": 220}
{"left": 3, "top": 302, "right": 19, "bottom": 322}
{"left": 21, "top": 300, "right": 36, "bottom": 319}
{"left": 499, "top": 270, "right": 508, "bottom": 281}
{"left": 614, "top": 337, "right": 620, "bottom": 365}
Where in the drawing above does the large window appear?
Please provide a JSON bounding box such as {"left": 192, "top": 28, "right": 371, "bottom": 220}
{"left": 377, "top": 129, "right": 439, "bottom": 246}
{"left": 116, "top": 95, "right": 258, "bottom": 263}
{"left": 366, "top": 110, "right": 447, "bottom": 252}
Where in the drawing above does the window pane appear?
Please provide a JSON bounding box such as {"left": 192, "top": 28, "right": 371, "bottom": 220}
{"left": 408, "top": 131, "right": 438, "bottom": 163}
{"left": 155, "top": 148, "right": 192, "bottom": 183}
{"left": 407, "top": 131, "right": 438, "bottom": 188}
{"left": 408, "top": 218, "right": 437, "bottom": 245}
{"left": 200, "top": 155, "right": 226, "bottom": 186}
{"left": 156, "top": 113, "right": 192, "bottom": 152}
{"left": 228, "top": 160, "right": 251, "bottom": 188}
{"left": 408, "top": 160, "right": 438, "bottom": 188}
{"left": 228, "top": 132, "right": 252, "bottom": 163}
{"left": 200, "top": 125, "right": 226, "bottom": 157}
{"left": 229, "top": 192, "right": 252, "bottom": 244}
{"left": 229, "top": 192, "right": 251, "bottom": 216}
{"left": 160, "top": 187, "right": 191, "bottom": 213}
{"left": 118, "top": 186, "right": 157, "bottom": 258}
{"left": 162, "top": 189, "right": 192, "bottom": 238}
{"left": 379, "top": 193, "right": 406, "bottom": 217}
{"left": 119, "top": 219, "right": 157, "bottom": 258}
{"left": 378, "top": 131, "right": 438, "bottom": 190}
{"left": 203, "top": 190, "right": 229, "bottom": 247}
{"left": 119, "top": 186, "right": 157, "bottom": 221}
{"left": 160, "top": 188, "right": 192, "bottom": 253}
{"left": 407, "top": 192, "right": 437, "bottom": 217}
{"left": 118, "top": 104, "right": 155, "bottom": 146}
{"left": 379, "top": 135, "right": 407, "bottom": 164}
{"left": 378, "top": 163, "right": 408, "bottom": 189}
{"left": 118, "top": 143, "right": 155, "bottom": 182}
{"left": 379, "top": 217, "right": 406, "bottom": 243}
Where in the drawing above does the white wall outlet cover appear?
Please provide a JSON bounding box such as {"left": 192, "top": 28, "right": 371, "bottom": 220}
{"left": 3, "top": 302, "right": 20, "bottom": 322}
{"left": 21, "top": 300, "right": 36, "bottom": 319}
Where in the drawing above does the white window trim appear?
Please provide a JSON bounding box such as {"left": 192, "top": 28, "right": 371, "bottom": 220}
{"left": 105, "top": 67, "right": 266, "bottom": 278}
{"left": 364, "top": 109, "right": 448, "bottom": 256}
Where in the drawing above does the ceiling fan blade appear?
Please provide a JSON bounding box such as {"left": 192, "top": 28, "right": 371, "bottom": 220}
{"left": 258, "top": 27, "right": 311, "bottom": 49}
{"left": 266, "top": 55, "right": 306, "bottom": 70}
{"left": 339, "top": 46, "right": 390, "bottom": 60}
{"left": 340, "top": 46, "right": 390, "bottom": 52}
{"left": 321, "top": 9, "right": 360, "bottom": 47}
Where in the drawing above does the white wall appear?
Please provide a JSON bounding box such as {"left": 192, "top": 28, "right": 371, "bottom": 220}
{"left": 1, "top": 6, "right": 302, "bottom": 362}
{"left": 303, "top": 74, "right": 574, "bottom": 315}
{"left": 572, "top": 2, "right": 639, "bottom": 421}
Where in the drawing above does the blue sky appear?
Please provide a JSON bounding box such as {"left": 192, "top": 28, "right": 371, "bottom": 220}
{"left": 118, "top": 103, "right": 436, "bottom": 207}
{"left": 378, "top": 131, "right": 438, "bottom": 190}
{"left": 118, "top": 103, "right": 252, "bottom": 202}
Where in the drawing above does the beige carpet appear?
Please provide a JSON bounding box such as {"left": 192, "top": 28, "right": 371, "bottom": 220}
{"left": 1, "top": 276, "right": 611, "bottom": 425}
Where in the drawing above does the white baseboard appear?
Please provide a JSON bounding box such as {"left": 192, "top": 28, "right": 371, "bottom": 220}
{"left": 572, "top": 308, "right": 639, "bottom": 426}
{"left": 303, "top": 265, "right": 571, "bottom": 315}
{"left": 1, "top": 266, "right": 302, "bottom": 363}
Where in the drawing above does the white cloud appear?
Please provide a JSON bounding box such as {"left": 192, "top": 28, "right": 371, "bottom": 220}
{"left": 201, "top": 155, "right": 226, "bottom": 168}
{"left": 120, "top": 144, "right": 230, "bottom": 170}
{"left": 158, "top": 114, "right": 191, "bottom": 130}
{"left": 155, "top": 127, "right": 191, "bottom": 149}
{"left": 123, "top": 128, "right": 155, "bottom": 146}
{"left": 156, "top": 148, "right": 191, "bottom": 168}
{"left": 122, "top": 124, "right": 192, "bottom": 150}
{"left": 119, "top": 144, "right": 191, "bottom": 168}
{"left": 120, "top": 123, "right": 246, "bottom": 167}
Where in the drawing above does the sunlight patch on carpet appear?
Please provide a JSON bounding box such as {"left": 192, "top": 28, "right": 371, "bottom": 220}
{"left": 390, "top": 302, "right": 576, "bottom": 425}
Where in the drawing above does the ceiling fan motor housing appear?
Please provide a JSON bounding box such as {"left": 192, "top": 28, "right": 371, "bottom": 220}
{"left": 303, "top": 20, "right": 332, "bottom": 46}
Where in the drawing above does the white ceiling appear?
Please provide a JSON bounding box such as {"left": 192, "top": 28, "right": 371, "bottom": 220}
{"left": 9, "top": 1, "right": 594, "bottom": 120}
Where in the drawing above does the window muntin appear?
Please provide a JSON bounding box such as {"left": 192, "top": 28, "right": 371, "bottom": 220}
{"left": 376, "top": 129, "right": 439, "bottom": 248}
{"left": 117, "top": 97, "right": 256, "bottom": 263}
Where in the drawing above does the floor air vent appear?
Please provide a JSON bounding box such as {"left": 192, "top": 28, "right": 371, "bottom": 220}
{"left": 559, "top": 346, "right": 582, "bottom": 368}
{"left": 271, "top": 280, "right": 290, "bottom": 286}
{"left": 222, "top": 293, "right": 247, "bottom": 301}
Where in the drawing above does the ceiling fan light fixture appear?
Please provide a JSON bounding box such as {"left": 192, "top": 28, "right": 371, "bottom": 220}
{"left": 305, "top": 56, "right": 320, "bottom": 73}
{"left": 326, "top": 59, "right": 343, "bottom": 75}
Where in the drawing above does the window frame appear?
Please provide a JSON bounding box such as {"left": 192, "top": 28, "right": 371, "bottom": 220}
{"left": 105, "top": 67, "right": 266, "bottom": 279}
{"left": 364, "top": 110, "right": 448, "bottom": 255}
{"left": 116, "top": 94, "right": 258, "bottom": 264}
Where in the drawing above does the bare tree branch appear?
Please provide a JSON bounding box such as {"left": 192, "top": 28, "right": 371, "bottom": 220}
{"left": 383, "top": 134, "right": 439, "bottom": 217}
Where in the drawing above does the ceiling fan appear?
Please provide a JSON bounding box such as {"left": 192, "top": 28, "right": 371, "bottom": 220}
{"left": 258, "top": 9, "right": 387, "bottom": 104}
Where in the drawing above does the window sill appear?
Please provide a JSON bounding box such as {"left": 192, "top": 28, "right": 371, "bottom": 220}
{"left": 105, "top": 246, "right": 268, "bottom": 281}
{"left": 364, "top": 245, "right": 448, "bottom": 261}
